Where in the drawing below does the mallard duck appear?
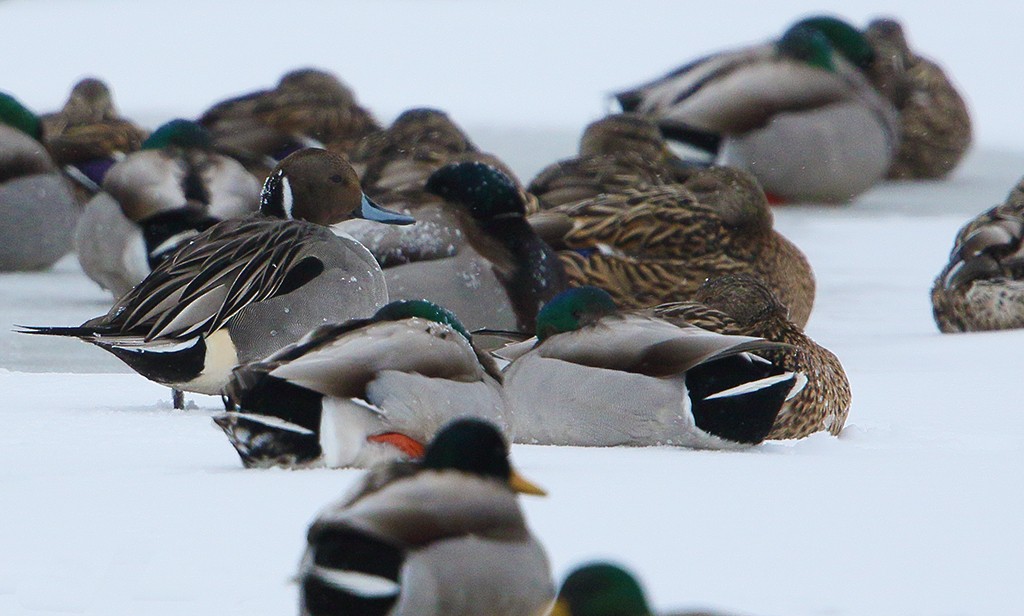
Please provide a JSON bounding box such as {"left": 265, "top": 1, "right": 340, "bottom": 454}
{"left": 74, "top": 119, "right": 262, "bottom": 296}
{"left": 528, "top": 113, "right": 702, "bottom": 210}
{"left": 21, "top": 149, "right": 413, "bottom": 405}
{"left": 0, "top": 91, "right": 79, "bottom": 271}
{"left": 534, "top": 171, "right": 815, "bottom": 328}
{"left": 656, "top": 275, "right": 850, "bottom": 439}
{"left": 40, "top": 77, "right": 147, "bottom": 198}
{"left": 344, "top": 158, "right": 569, "bottom": 332}
{"left": 199, "top": 68, "right": 380, "bottom": 178}
{"left": 931, "top": 179, "right": 1024, "bottom": 333}
{"left": 862, "top": 18, "right": 971, "bottom": 179}
{"left": 552, "top": 562, "right": 728, "bottom": 616}
{"left": 213, "top": 299, "right": 509, "bottom": 469}
{"left": 499, "top": 286, "right": 801, "bottom": 448}
{"left": 298, "top": 417, "right": 553, "bottom": 616}
{"left": 615, "top": 19, "right": 899, "bottom": 203}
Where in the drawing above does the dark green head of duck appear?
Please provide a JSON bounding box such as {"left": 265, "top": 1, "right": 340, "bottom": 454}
{"left": 778, "top": 23, "right": 837, "bottom": 72}
{"left": 793, "top": 15, "right": 875, "bottom": 70}
{"left": 374, "top": 299, "right": 471, "bottom": 342}
{"left": 535, "top": 286, "right": 618, "bottom": 341}
{"left": 554, "top": 562, "right": 652, "bottom": 616}
{"left": 142, "top": 119, "right": 213, "bottom": 150}
{"left": 0, "top": 92, "right": 41, "bottom": 140}
{"left": 425, "top": 161, "right": 525, "bottom": 222}
{"left": 422, "top": 417, "right": 512, "bottom": 480}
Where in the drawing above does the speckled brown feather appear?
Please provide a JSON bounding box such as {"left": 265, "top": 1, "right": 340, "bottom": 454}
{"left": 932, "top": 178, "right": 1024, "bottom": 332}
{"left": 865, "top": 19, "right": 972, "bottom": 180}
{"left": 656, "top": 275, "right": 851, "bottom": 439}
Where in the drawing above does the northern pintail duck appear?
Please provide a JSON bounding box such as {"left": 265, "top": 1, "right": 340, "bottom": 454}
{"left": 932, "top": 178, "right": 1024, "bottom": 333}
{"left": 553, "top": 562, "right": 730, "bottom": 616}
{"left": 0, "top": 91, "right": 79, "bottom": 271}
{"left": 499, "top": 287, "right": 802, "bottom": 448}
{"left": 75, "top": 119, "right": 262, "bottom": 296}
{"left": 615, "top": 19, "right": 899, "bottom": 203}
{"left": 41, "top": 77, "right": 147, "bottom": 199}
{"left": 534, "top": 168, "right": 815, "bottom": 328}
{"left": 862, "top": 17, "right": 971, "bottom": 179}
{"left": 299, "top": 418, "right": 553, "bottom": 616}
{"left": 199, "top": 68, "right": 380, "bottom": 177}
{"left": 213, "top": 299, "right": 509, "bottom": 469}
{"left": 656, "top": 275, "right": 851, "bottom": 439}
{"left": 22, "top": 149, "right": 413, "bottom": 404}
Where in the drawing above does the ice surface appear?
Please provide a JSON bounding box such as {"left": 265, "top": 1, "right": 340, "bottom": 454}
{"left": 3, "top": 1, "right": 1024, "bottom": 615}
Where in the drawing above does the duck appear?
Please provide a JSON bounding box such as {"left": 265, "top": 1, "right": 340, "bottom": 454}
{"left": 344, "top": 157, "right": 569, "bottom": 332}
{"left": 528, "top": 113, "right": 702, "bottom": 210}
{"left": 534, "top": 170, "right": 815, "bottom": 328}
{"left": 213, "top": 299, "right": 510, "bottom": 469}
{"left": 655, "top": 275, "right": 851, "bottom": 439}
{"left": 615, "top": 19, "right": 899, "bottom": 203}
{"left": 931, "top": 178, "right": 1024, "bottom": 333}
{"left": 74, "top": 119, "right": 262, "bottom": 296}
{"left": 862, "top": 17, "right": 972, "bottom": 180}
{"left": 552, "top": 562, "right": 729, "bottom": 616}
{"left": 0, "top": 91, "right": 79, "bottom": 271}
{"left": 298, "top": 417, "right": 553, "bottom": 616}
{"left": 40, "top": 77, "right": 147, "bottom": 200}
{"left": 20, "top": 148, "right": 414, "bottom": 406}
{"left": 199, "top": 68, "right": 380, "bottom": 178}
{"left": 499, "top": 286, "right": 802, "bottom": 449}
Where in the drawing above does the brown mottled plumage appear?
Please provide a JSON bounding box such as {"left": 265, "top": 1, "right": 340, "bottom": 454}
{"left": 199, "top": 68, "right": 380, "bottom": 177}
{"left": 528, "top": 114, "right": 700, "bottom": 210}
{"left": 533, "top": 169, "right": 815, "bottom": 328}
{"left": 931, "top": 178, "right": 1024, "bottom": 333}
{"left": 865, "top": 19, "right": 972, "bottom": 180}
{"left": 656, "top": 275, "right": 851, "bottom": 439}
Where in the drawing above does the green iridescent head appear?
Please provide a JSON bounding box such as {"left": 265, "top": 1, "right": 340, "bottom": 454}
{"left": 425, "top": 161, "right": 525, "bottom": 221}
{"left": 535, "top": 286, "right": 618, "bottom": 341}
{"left": 777, "top": 23, "right": 836, "bottom": 72}
{"left": 422, "top": 418, "right": 512, "bottom": 479}
{"left": 553, "top": 563, "right": 652, "bottom": 616}
{"left": 373, "top": 299, "right": 471, "bottom": 341}
{"left": 794, "top": 15, "right": 875, "bottom": 69}
{"left": 142, "top": 119, "right": 213, "bottom": 150}
{"left": 0, "top": 91, "right": 41, "bottom": 140}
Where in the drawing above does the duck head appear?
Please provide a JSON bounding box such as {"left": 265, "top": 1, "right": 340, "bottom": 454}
{"left": 141, "top": 119, "right": 213, "bottom": 151}
{"left": 777, "top": 23, "right": 838, "bottom": 72}
{"left": 260, "top": 148, "right": 414, "bottom": 226}
{"left": 0, "top": 91, "right": 41, "bottom": 140}
{"left": 374, "top": 299, "right": 472, "bottom": 341}
{"left": 551, "top": 562, "right": 653, "bottom": 616}
{"left": 423, "top": 418, "right": 546, "bottom": 496}
{"left": 794, "top": 15, "right": 875, "bottom": 70}
{"left": 60, "top": 77, "right": 117, "bottom": 124}
{"left": 535, "top": 286, "right": 618, "bottom": 341}
{"left": 425, "top": 160, "right": 526, "bottom": 222}
{"left": 696, "top": 275, "right": 789, "bottom": 325}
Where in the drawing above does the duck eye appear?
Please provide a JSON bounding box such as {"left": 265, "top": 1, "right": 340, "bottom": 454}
{"left": 329, "top": 174, "right": 346, "bottom": 184}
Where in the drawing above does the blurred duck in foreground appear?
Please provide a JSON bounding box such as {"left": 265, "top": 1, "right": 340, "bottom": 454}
{"left": 615, "top": 16, "right": 899, "bottom": 203}
{"left": 932, "top": 178, "right": 1024, "bottom": 333}
{"left": 74, "top": 119, "right": 261, "bottom": 296}
{"left": 553, "top": 562, "right": 731, "bottom": 616}
{"left": 214, "top": 300, "right": 509, "bottom": 469}
{"left": 531, "top": 157, "right": 815, "bottom": 327}
{"left": 21, "top": 149, "right": 413, "bottom": 407}
{"left": 199, "top": 68, "right": 380, "bottom": 178}
{"left": 298, "top": 418, "right": 553, "bottom": 616}
{"left": 0, "top": 91, "right": 78, "bottom": 271}
{"left": 41, "top": 77, "right": 147, "bottom": 200}
{"left": 499, "top": 287, "right": 803, "bottom": 449}
{"left": 657, "top": 275, "right": 851, "bottom": 439}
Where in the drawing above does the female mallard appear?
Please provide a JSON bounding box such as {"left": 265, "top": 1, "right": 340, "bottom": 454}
{"left": 615, "top": 19, "right": 899, "bottom": 203}
{"left": 535, "top": 172, "right": 815, "bottom": 328}
{"left": 74, "top": 119, "right": 261, "bottom": 296}
{"left": 500, "top": 286, "right": 801, "bottom": 449}
{"left": 213, "top": 300, "right": 509, "bottom": 469}
{"left": 21, "top": 149, "right": 413, "bottom": 405}
{"left": 299, "top": 417, "right": 553, "bottom": 616}
{"left": 0, "top": 91, "right": 79, "bottom": 271}
{"left": 656, "top": 275, "right": 851, "bottom": 439}
{"left": 932, "top": 178, "right": 1024, "bottom": 333}
{"left": 199, "top": 68, "right": 380, "bottom": 176}
{"left": 552, "top": 562, "right": 727, "bottom": 616}
{"left": 862, "top": 18, "right": 971, "bottom": 180}
{"left": 41, "top": 77, "right": 147, "bottom": 199}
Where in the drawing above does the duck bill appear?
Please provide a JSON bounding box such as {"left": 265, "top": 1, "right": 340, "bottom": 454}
{"left": 546, "top": 599, "right": 571, "bottom": 616}
{"left": 510, "top": 470, "right": 547, "bottom": 496}
{"left": 355, "top": 194, "right": 415, "bottom": 225}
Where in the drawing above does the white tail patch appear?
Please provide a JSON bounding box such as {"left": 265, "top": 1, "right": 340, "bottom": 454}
{"left": 703, "top": 372, "right": 796, "bottom": 401}
{"left": 308, "top": 566, "right": 400, "bottom": 598}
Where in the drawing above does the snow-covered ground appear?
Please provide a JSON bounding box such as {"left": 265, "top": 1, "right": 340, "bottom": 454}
{"left": 4, "top": 1, "right": 1024, "bottom": 615}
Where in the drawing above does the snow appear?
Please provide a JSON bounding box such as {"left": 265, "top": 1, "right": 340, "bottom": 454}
{"left": 3, "top": 1, "right": 1024, "bottom": 615}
